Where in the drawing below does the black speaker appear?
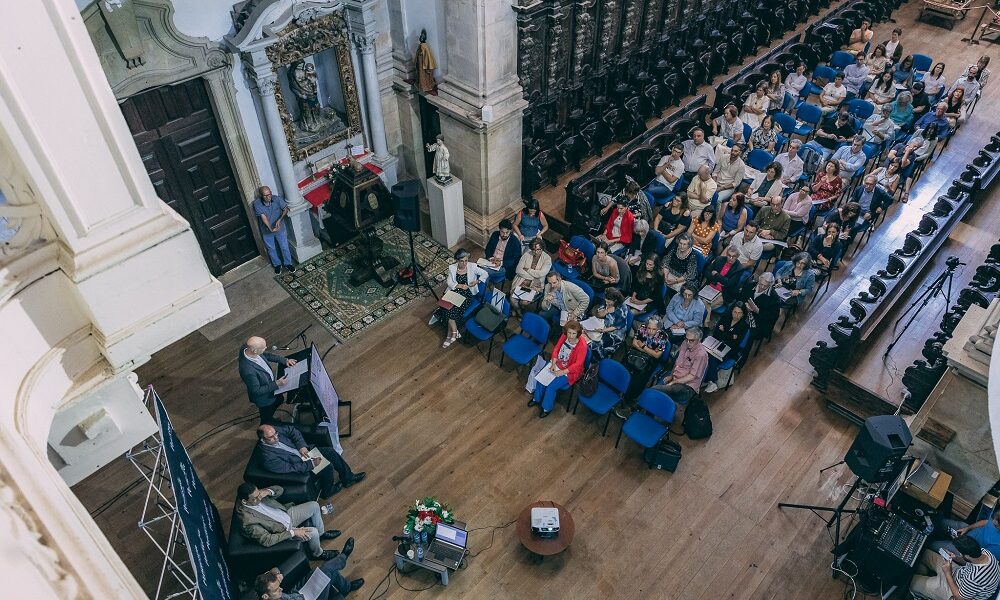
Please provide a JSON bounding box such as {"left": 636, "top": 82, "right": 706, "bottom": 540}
{"left": 391, "top": 179, "right": 420, "bottom": 232}
{"left": 844, "top": 415, "right": 912, "bottom": 482}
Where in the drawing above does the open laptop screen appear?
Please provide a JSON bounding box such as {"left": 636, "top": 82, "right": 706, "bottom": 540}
{"left": 435, "top": 523, "right": 468, "bottom": 548}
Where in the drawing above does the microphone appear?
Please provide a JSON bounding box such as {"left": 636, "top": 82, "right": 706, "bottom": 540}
{"left": 271, "top": 345, "right": 291, "bottom": 351}
{"left": 391, "top": 535, "right": 409, "bottom": 541}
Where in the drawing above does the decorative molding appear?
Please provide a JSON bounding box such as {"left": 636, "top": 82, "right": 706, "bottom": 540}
{"left": 0, "top": 135, "right": 54, "bottom": 257}
{"left": 352, "top": 32, "right": 377, "bottom": 55}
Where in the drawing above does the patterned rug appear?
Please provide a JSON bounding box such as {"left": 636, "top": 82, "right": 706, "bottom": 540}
{"left": 275, "top": 222, "right": 451, "bottom": 340}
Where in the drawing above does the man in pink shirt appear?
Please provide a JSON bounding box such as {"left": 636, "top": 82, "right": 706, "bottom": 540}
{"left": 652, "top": 326, "right": 708, "bottom": 433}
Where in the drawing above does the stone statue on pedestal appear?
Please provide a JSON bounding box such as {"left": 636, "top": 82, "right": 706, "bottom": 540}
{"left": 289, "top": 61, "right": 321, "bottom": 132}
{"left": 414, "top": 29, "right": 438, "bottom": 93}
{"left": 425, "top": 134, "right": 451, "bottom": 184}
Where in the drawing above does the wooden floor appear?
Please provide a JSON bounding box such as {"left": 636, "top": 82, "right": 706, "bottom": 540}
{"left": 72, "top": 4, "right": 1000, "bottom": 599}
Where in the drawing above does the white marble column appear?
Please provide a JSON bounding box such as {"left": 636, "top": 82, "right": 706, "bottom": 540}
{"left": 354, "top": 33, "right": 390, "bottom": 161}
{"left": 244, "top": 51, "right": 322, "bottom": 263}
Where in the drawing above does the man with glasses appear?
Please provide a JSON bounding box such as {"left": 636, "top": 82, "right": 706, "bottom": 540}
{"left": 257, "top": 423, "right": 366, "bottom": 498}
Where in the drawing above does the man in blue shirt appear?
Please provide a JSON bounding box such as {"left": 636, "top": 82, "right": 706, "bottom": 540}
{"left": 934, "top": 510, "right": 1000, "bottom": 559}
{"left": 915, "top": 102, "right": 951, "bottom": 140}
{"left": 254, "top": 186, "right": 295, "bottom": 274}
{"left": 849, "top": 175, "right": 892, "bottom": 237}
{"left": 831, "top": 135, "right": 868, "bottom": 180}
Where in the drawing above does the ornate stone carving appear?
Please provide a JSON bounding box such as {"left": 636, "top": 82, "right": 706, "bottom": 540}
{"left": 597, "top": 0, "right": 621, "bottom": 68}
{"left": 255, "top": 74, "right": 278, "bottom": 97}
{"left": 571, "top": 3, "right": 595, "bottom": 85}
{"left": 0, "top": 140, "right": 53, "bottom": 256}
{"left": 619, "top": 0, "right": 643, "bottom": 55}
{"left": 352, "top": 33, "right": 377, "bottom": 55}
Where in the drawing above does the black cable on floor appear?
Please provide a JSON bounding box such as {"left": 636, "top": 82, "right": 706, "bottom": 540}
{"left": 468, "top": 519, "right": 517, "bottom": 558}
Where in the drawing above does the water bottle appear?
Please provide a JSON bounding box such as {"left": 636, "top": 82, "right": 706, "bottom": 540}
{"left": 416, "top": 544, "right": 424, "bottom": 561}
{"left": 421, "top": 530, "right": 428, "bottom": 545}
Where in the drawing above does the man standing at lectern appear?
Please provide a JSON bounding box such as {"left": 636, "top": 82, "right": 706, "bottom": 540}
{"left": 240, "top": 336, "right": 296, "bottom": 424}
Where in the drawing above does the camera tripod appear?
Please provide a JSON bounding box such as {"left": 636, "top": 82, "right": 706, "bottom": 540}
{"left": 883, "top": 256, "right": 964, "bottom": 360}
{"left": 385, "top": 229, "right": 438, "bottom": 299}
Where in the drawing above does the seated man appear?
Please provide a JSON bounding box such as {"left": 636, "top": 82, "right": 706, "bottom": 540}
{"left": 818, "top": 73, "right": 847, "bottom": 114}
{"left": 235, "top": 483, "right": 341, "bottom": 561}
{"left": 685, "top": 165, "right": 718, "bottom": 216}
{"left": 775, "top": 139, "right": 804, "bottom": 189}
{"left": 253, "top": 543, "right": 364, "bottom": 600}
{"left": 538, "top": 271, "right": 589, "bottom": 327}
{"left": 712, "top": 144, "right": 746, "bottom": 204}
{"left": 727, "top": 222, "right": 764, "bottom": 269}
{"left": 680, "top": 127, "right": 716, "bottom": 179}
{"left": 751, "top": 195, "right": 790, "bottom": 253}
{"left": 483, "top": 218, "right": 522, "bottom": 280}
{"left": 863, "top": 104, "right": 897, "bottom": 145}
{"left": 645, "top": 143, "right": 685, "bottom": 204}
{"left": 915, "top": 102, "right": 951, "bottom": 140}
{"left": 831, "top": 135, "right": 868, "bottom": 181}
{"left": 932, "top": 510, "right": 1000, "bottom": 559}
{"left": 257, "top": 424, "right": 366, "bottom": 498}
{"left": 815, "top": 108, "right": 858, "bottom": 157}
{"left": 651, "top": 326, "right": 709, "bottom": 434}
{"left": 850, "top": 175, "right": 893, "bottom": 236}
{"left": 910, "top": 535, "right": 1000, "bottom": 600}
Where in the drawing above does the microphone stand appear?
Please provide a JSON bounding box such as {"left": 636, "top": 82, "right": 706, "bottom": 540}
{"left": 278, "top": 325, "right": 313, "bottom": 351}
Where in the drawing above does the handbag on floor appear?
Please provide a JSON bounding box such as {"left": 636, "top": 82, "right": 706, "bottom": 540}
{"left": 643, "top": 438, "right": 682, "bottom": 471}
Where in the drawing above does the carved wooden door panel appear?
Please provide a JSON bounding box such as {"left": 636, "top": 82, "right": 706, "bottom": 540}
{"left": 120, "top": 79, "right": 258, "bottom": 276}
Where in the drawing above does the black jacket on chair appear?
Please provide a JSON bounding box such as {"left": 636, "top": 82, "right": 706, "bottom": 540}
{"left": 238, "top": 344, "right": 289, "bottom": 407}
{"left": 484, "top": 231, "right": 523, "bottom": 280}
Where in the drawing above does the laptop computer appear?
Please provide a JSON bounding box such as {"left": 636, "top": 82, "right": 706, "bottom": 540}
{"left": 427, "top": 522, "right": 468, "bottom": 569}
{"left": 905, "top": 457, "right": 939, "bottom": 493}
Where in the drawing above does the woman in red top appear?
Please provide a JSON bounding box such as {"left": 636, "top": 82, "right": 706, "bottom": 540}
{"left": 528, "top": 321, "right": 589, "bottom": 418}
{"left": 597, "top": 197, "right": 635, "bottom": 247}
{"left": 810, "top": 159, "right": 844, "bottom": 217}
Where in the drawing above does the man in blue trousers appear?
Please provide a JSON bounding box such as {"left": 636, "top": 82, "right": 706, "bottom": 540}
{"left": 254, "top": 185, "right": 296, "bottom": 275}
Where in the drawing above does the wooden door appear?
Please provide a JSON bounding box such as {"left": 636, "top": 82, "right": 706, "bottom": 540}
{"left": 120, "top": 79, "right": 258, "bottom": 276}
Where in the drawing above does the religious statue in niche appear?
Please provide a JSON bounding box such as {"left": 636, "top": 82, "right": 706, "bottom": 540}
{"left": 289, "top": 61, "right": 321, "bottom": 132}
{"left": 414, "top": 29, "right": 438, "bottom": 93}
{"left": 425, "top": 134, "right": 451, "bottom": 184}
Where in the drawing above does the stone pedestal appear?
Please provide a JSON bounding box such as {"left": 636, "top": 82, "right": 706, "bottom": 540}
{"left": 285, "top": 203, "right": 323, "bottom": 263}
{"left": 427, "top": 177, "right": 465, "bottom": 248}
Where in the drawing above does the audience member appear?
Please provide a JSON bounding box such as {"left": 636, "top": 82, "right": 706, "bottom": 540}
{"left": 816, "top": 108, "right": 858, "bottom": 154}
{"left": 747, "top": 161, "right": 785, "bottom": 208}
{"left": 740, "top": 272, "right": 781, "bottom": 338}
{"left": 538, "top": 271, "right": 590, "bottom": 327}
{"left": 851, "top": 174, "right": 893, "bottom": 235}
{"left": 847, "top": 19, "right": 873, "bottom": 54}
{"left": 647, "top": 143, "right": 685, "bottom": 204}
{"left": 863, "top": 103, "right": 897, "bottom": 145}
{"left": 661, "top": 233, "right": 699, "bottom": 292}
{"left": 893, "top": 55, "right": 916, "bottom": 86}
{"left": 681, "top": 128, "right": 716, "bottom": 176}
{"left": 598, "top": 196, "right": 635, "bottom": 248}
{"left": 703, "top": 245, "right": 746, "bottom": 310}
{"left": 630, "top": 254, "right": 663, "bottom": 314}
{"left": 528, "top": 320, "right": 589, "bottom": 418}
{"left": 871, "top": 158, "right": 902, "bottom": 196}
{"left": 719, "top": 192, "right": 750, "bottom": 242}
{"left": 882, "top": 27, "right": 904, "bottom": 63}
{"left": 235, "top": 483, "right": 340, "bottom": 561}
{"left": 810, "top": 160, "right": 844, "bottom": 218}
{"left": 689, "top": 205, "right": 722, "bottom": 256}
{"left": 775, "top": 139, "right": 804, "bottom": 187}
{"left": 831, "top": 135, "right": 868, "bottom": 180}
{"left": 868, "top": 44, "right": 891, "bottom": 75}
{"left": 590, "top": 289, "right": 628, "bottom": 360}
{"left": 257, "top": 424, "right": 365, "bottom": 498}
{"left": 513, "top": 198, "right": 549, "bottom": 248}
{"left": 910, "top": 80, "right": 931, "bottom": 118}
{"left": 712, "top": 144, "right": 746, "bottom": 203}
{"left": 785, "top": 62, "right": 809, "bottom": 98}
{"left": 590, "top": 242, "right": 621, "bottom": 294}
{"left": 703, "top": 301, "right": 751, "bottom": 392}
{"left": 510, "top": 238, "right": 551, "bottom": 316}
{"left": 728, "top": 221, "right": 764, "bottom": 268}
{"left": 442, "top": 249, "right": 489, "bottom": 348}
{"left": 686, "top": 165, "right": 718, "bottom": 215}
{"left": 932, "top": 511, "right": 1000, "bottom": 558}
{"left": 621, "top": 316, "right": 670, "bottom": 404}
{"left": 239, "top": 336, "right": 295, "bottom": 424}
{"left": 748, "top": 114, "right": 779, "bottom": 153}
{"left": 843, "top": 53, "right": 870, "bottom": 95}
{"left": 949, "top": 67, "right": 981, "bottom": 103}
{"left": 809, "top": 223, "right": 844, "bottom": 272}
{"left": 253, "top": 550, "right": 364, "bottom": 600}
{"left": 944, "top": 86, "right": 967, "bottom": 128}
{"left": 867, "top": 70, "right": 898, "bottom": 108}
{"left": 886, "top": 135, "right": 923, "bottom": 201}
{"left": 819, "top": 73, "right": 848, "bottom": 114}
{"left": 753, "top": 195, "right": 791, "bottom": 252}
{"left": 651, "top": 194, "right": 691, "bottom": 246}
{"left": 774, "top": 252, "right": 816, "bottom": 305}
{"left": 713, "top": 104, "right": 745, "bottom": 144}
{"left": 910, "top": 535, "right": 1000, "bottom": 600}
{"left": 783, "top": 185, "right": 813, "bottom": 234}
{"left": 483, "top": 218, "right": 522, "bottom": 280}
{"left": 651, "top": 326, "right": 709, "bottom": 433}
{"left": 823, "top": 202, "right": 862, "bottom": 243}
{"left": 665, "top": 284, "right": 707, "bottom": 333}
{"left": 923, "top": 62, "right": 949, "bottom": 99}
{"left": 916, "top": 102, "right": 951, "bottom": 139}
{"left": 961, "top": 56, "right": 991, "bottom": 87}
{"left": 765, "top": 69, "right": 786, "bottom": 108}
{"left": 740, "top": 82, "right": 770, "bottom": 129}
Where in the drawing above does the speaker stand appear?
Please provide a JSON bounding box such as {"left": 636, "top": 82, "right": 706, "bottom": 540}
{"left": 779, "top": 476, "right": 864, "bottom": 551}
{"left": 385, "top": 230, "right": 438, "bottom": 299}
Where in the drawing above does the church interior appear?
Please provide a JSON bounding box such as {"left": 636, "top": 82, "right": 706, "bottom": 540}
{"left": 4, "top": 0, "right": 1000, "bottom": 598}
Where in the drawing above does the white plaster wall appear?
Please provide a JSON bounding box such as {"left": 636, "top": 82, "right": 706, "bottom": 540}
{"left": 389, "top": 0, "right": 448, "bottom": 73}
{"left": 990, "top": 336, "right": 1000, "bottom": 475}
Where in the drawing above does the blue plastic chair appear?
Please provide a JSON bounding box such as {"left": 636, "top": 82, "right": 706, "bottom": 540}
{"left": 795, "top": 103, "right": 822, "bottom": 139}
{"left": 742, "top": 122, "right": 752, "bottom": 143}
{"left": 703, "top": 328, "right": 753, "bottom": 389}
{"left": 465, "top": 293, "right": 510, "bottom": 362}
{"left": 746, "top": 148, "right": 775, "bottom": 172}
{"left": 653, "top": 177, "right": 686, "bottom": 207}
{"left": 565, "top": 345, "right": 594, "bottom": 412}
{"left": 846, "top": 98, "right": 875, "bottom": 120}
{"left": 912, "top": 53, "right": 933, "bottom": 75}
{"left": 615, "top": 388, "right": 676, "bottom": 449}
{"left": 461, "top": 279, "right": 491, "bottom": 322}
{"left": 801, "top": 66, "right": 837, "bottom": 98}
{"left": 645, "top": 229, "right": 667, "bottom": 255}
{"left": 574, "top": 359, "right": 631, "bottom": 436}
{"left": 829, "top": 51, "right": 855, "bottom": 71}
{"left": 773, "top": 112, "right": 798, "bottom": 139}
{"left": 552, "top": 234, "right": 595, "bottom": 281}
{"left": 693, "top": 247, "right": 707, "bottom": 276}
{"left": 575, "top": 280, "right": 595, "bottom": 315}
{"left": 500, "top": 312, "right": 549, "bottom": 367}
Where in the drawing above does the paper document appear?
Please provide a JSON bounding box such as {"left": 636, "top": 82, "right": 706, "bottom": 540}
{"left": 699, "top": 285, "right": 720, "bottom": 303}
{"left": 559, "top": 310, "right": 569, "bottom": 326}
{"left": 513, "top": 287, "right": 537, "bottom": 302}
{"left": 534, "top": 362, "right": 557, "bottom": 386}
{"left": 765, "top": 239, "right": 789, "bottom": 248}
{"left": 608, "top": 243, "right": 625, "bottom": 254}
{"left": 670, "top": 327, "right": 686, "bottom": 336}
{"left": 297, "top": 567, "right": 331, "bottom": 600}
{"left": 580, "top": 316, "right": 605, "bottom": 331}
{"left": 442, "top": 290, "right": 468, "bottom": 306}
{"left": 301, "top": 447, "right": 331, "bottom": 474}
{"left": 776, "top": 287, "right": 793, "bottom": 301}
{"left": 702, "top": 335, "right": 730, "bottom": 360}
{"left": 476, "top": 258, "right": 503, "bottom": 270}
{"left": 275, "top": 360, "right": 309, "bottom": 395}
{"left": 624, "top": 298, "right": 647, "bottom": 311}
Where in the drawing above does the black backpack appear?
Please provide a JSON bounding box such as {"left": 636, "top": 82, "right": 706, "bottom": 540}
{"left": 683, "top": 397, "right": 713, "bottom": 439}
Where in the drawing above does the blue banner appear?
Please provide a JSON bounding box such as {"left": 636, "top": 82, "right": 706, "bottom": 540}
{"left": 153, "top": 389, "right": 235, "bottom": 600}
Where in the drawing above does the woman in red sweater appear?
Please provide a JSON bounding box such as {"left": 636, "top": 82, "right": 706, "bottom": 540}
{"left": 597, "top": 197, "right": 635, "bottom": 248}
{"left": 528, "top": 321, "right": 589, "bottom": 418}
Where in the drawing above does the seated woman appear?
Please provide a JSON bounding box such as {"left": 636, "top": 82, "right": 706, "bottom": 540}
{"left": 783, "top": 185, "right": 813, "bottom": 237}
{"left": 870, "top": 158, "right": 902, "bottom": 196}
{"left": 748, "top": 114, "right": 780, "bottom": 154}
{"left": 665, "top": 283, "right": 707, "bottom": 342}
{"left": 739, "top": 272, "right": 781, "bottom": 340}
{"left": 944, "top": 86, "right": 967, "bottom": 129}
{"left": 922, "top": 62, "right": 948, "bottom": 101}
{"left": 650, "top": 194, "right": 691, "bottom": 250}
{"left": 703, "top": 244, "right": 745, "bottom": 311}
{"left": 739, "top": 82, "right": 770, "bottom": 130}
{"left": 809, "top": 222, "right": 844, "bottom": 272}
{"left": 661, "top": 233, "right": 699, "bottom": 293}
{"left": 590, "top": 242, "right": 621, "bottom": 293}
{"left": 713, "top": 103, "right": 745, "bottom": 144}
{"left": 689, "top": 205, "right": 721, "bottom": 257}
{"left": 892, "top": 55, "right": 916, "bottom": 87}
{"left": 774, "top": 252, "right": 816, "bottom": 306}
{"left": 809, "top": 160, "right": 844, "bottom": 222}
{"left": 867, "top": 44, "right": 891, "bottom": 76}
{"left": 513, "top": 198, "right": 549, "bottom": 249}
{"left": 630, "top": 254, "right": 663, "bottom": 314}
{"left": 866, "top": 70, "right": 897, "bottom": 108}
{"left": 590, "top": 289, "right": 629, "bottom": 360}
{"left": 821, "top": 201, "right": 861, "bottom": 245}
{"left": 597, "top": 196, "right": 635, "bottom": 249}
{"left": 510, "top": 238, "right": 551, "bottom": 317}
{"left": 528, "top": 320, "right": 588, "bottom": 418}
{"left": 703, "top": 301, "right": 751, "bottom": 392}
{"left": 764, "top": 70, "right": 786, "bottom": 111}
{"left": 888, "top": 91, "right": 915, "bottom": 129}
{"left": 621, "top": 316, "right": 670, "bottom": 405}
{"left": 718, "top": 192, "right": 750, "bottom": 245}
{"left": 886, "top": 129, "right": 932, "bottom": 202}
{"left": 442, "top": 249, "right": 490, "bottom": 348}
{"left": 747, "top": 162, "right": 785, "bottom": 209}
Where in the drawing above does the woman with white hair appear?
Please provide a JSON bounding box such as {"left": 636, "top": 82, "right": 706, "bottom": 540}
{"left": 774, "top": 252, "right": 816, "bottom": 306}
{"left": 737, "top": 272, "right": 781, "bottom": 339}
{"left": 441, "top": 248, "right": 490, "bottom": 348}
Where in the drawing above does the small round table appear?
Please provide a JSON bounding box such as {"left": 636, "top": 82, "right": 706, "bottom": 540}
{"left": 515, "top": 501, "right": 575, "bottom": 556}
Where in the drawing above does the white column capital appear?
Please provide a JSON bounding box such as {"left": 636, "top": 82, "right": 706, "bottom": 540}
{"left": 352, "top": 32, "right": 377, "bottom": 55}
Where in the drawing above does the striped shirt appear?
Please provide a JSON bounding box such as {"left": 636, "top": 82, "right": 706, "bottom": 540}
{"left": 955, "top": 550, "right": 1000, "bottom": 600}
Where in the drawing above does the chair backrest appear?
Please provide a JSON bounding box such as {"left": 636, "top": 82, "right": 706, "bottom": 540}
{"left": 520, "top": 312, "right": 550, "bottom": 346}
{"left": 570, "top": 234, "right": 596, "bottom": 263}
{"left": 912, "top": 53, "right": 933, "bottom": 73}
{"left": 742, "top": 122, "right": 752, "bottom": 141}
{"left": 747, "top": 148, "right": 775, "bottom": 172}
{"left": 782, "top": 91, "right": 796, "bottom": 111}
{"left": 797, "top": 103, "right": 822, "bottom": 125}
{"left": 813, "top": 65, "right": 837, "bottom": 84}
{"left": 773, "top": 112, "right": 797, "bottom": 134}
{"left": 598, "top": 359, "right": 631, "bottom": 395}
{"left": 829, "top": 51, "right": 855, "bottom": 70}
{"left": 611, "top": 253, "right": 632, "bottom": 296}
{"left": 574, "top": 280, "right": 595, "bottom": 313}
{"left": 800, "top": 141, "right": 825, "bottom": 178}
{"left": 744, "top": 205, "right": 755, "bottom": 223}
{"left": 636, "top": 388, "right": 677, "bottom": 423}
{"left": 693, "top": 247, "right": 707, "bottom": 275}
{"left": 647, "top": 229, "right": 666, "bottom": 255}
{"left": 847, "top": 98, "right": 875, "bottom": 119}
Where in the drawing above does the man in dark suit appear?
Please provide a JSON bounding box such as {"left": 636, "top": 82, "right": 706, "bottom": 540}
{"left": 483, "top": 218, "right": 522, "bottom": 280}
{"left": 850, "top": 174, "right": 893, "bottom": 238}
{"left": 257, "top": 424, "right": 366, "bottom": 498}
{"left": 240, "top": 336, "right": 294, "bottom": 424}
